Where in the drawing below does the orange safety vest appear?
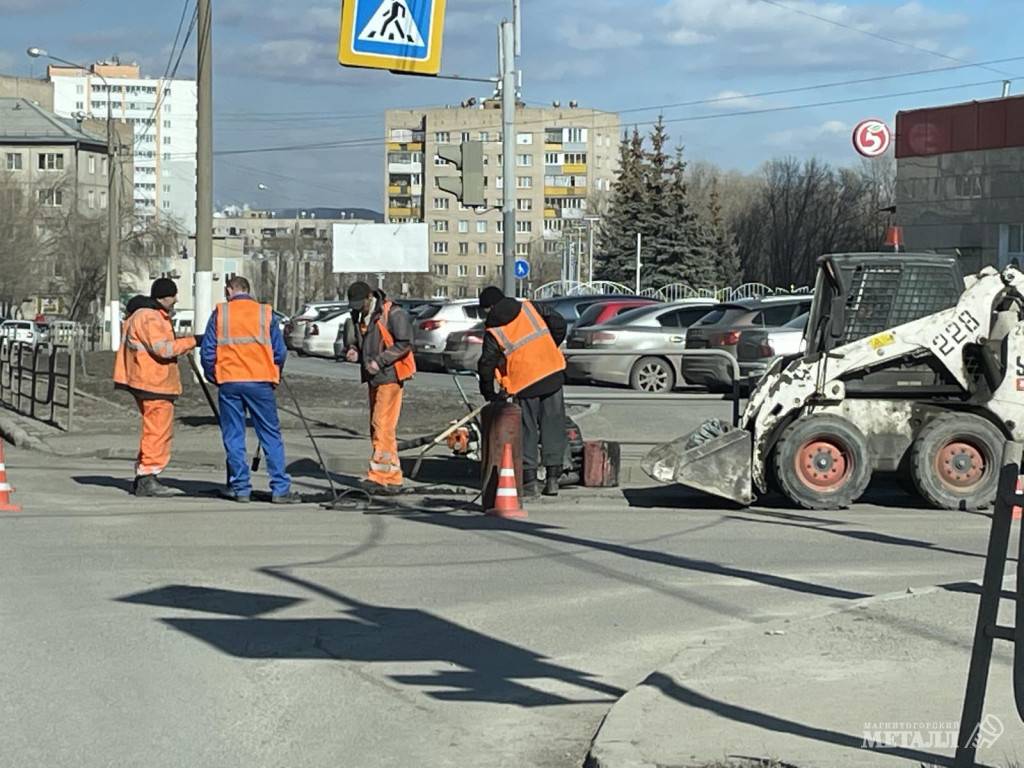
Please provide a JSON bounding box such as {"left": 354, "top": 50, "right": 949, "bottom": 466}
{"left": 113, "top": 307, "right": 194, "bottom": 397}
{"left": 487, "top": 301, "right": 565, "bottom": 395}
{"left": 213, "top": 298, "right": 279, "bottom": 384}
{"left": 377, "top": 301, "right": 416, "bottom": 382}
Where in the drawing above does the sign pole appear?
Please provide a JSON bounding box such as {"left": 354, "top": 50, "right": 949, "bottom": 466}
{"left": 500, "top": 20, "right": 516, "bottom": 297}
{"left": 194, "top": 0, "right": 214, "bottom": 339}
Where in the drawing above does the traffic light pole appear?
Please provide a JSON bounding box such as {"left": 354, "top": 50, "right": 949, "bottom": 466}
{"left": 500, "top": 20, "right": 516, "bottom": 297}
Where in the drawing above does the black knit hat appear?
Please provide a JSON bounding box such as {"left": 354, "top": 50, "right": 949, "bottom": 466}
{"left": 347, "top": 280, "right": 372, "bottom": 311}
{"left": 150, "top": 277, "right": 178, "bottom": 300}
{"left": 478, "top": 285, "right": 504, "bottom": 311}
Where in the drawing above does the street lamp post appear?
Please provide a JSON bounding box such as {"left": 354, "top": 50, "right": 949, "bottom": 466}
{"left": 28, "top": 47, "right": 120, "bottom": 350}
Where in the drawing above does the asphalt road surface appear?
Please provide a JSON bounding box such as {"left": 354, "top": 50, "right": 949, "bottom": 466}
{"left": 0, "top": 446, "right": 1000, "bottom": 768}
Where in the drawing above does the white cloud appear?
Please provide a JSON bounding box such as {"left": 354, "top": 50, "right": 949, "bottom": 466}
{"left": 767, "top": 119, "right": 850, "bottom": 147}
{"left": 557, "top": 21, "right": 642, "bottom": 51}
{"left": 711, "top": 90, "right": 763, "bottom": 109}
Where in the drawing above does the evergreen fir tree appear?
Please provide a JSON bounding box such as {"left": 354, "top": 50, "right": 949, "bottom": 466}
{"left": 709, "top": 177, "right": 742, "bottom": 289}
{"left": 595, "top": 128, "right": 646, "bottom": 284}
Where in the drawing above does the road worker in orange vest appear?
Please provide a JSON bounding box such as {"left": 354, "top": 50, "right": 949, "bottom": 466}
{"left": 342, "top": 281, "right": 416, "bottom": 495}
{"left": 200, "top": 275, "right": 301, "bottom": 504}
{"left": 112, "top": 278, "right": 197, "bottom": 497}
{"left": 477, "top": 286, "right": 568, "bottom": 498}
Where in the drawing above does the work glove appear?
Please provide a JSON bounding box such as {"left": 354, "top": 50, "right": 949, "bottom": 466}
{"left": 345, "top": 348, "right": 359, "bottom": 363}
{"left": 365, "top": 359, "right": 381, "bottom": 376}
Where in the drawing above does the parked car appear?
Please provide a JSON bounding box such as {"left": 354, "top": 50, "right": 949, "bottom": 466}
{"left": 534, "top": 294, "right": 647, "bottom": 335}
{"left": 682, "top": 295, "right": 813, "bottom": 390}
{"left": 0, "top": 319, "right": 47, "bottom": 346}
{"left": 565, "top": 299, "right": 716, "bottom": 392}
{"left": 413, "top": 300, "right": 485, "bottom": 371}
{"left": 442, "top": 326, "right": 486, "bottom": 373}
{"left": 288, "top": 302, "right": 347, "bottom": 352}
{"left": 573, "top": 298, "right": 660, "bottom": 330}
{"left": 394, "top": 299, "right": 436, "bottom": 318}
{"left": 736, "top": 312, "right": 808, "bottom": 384}
{"left": 301, "top": 309, "right": 351, "bottom": 358}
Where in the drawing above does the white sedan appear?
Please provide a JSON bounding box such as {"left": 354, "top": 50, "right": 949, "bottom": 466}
{"left": 301, "top": 309, "right": 350, "bottom": 358}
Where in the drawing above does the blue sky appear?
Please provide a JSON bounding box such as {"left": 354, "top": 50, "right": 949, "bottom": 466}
{"left": 0, "top": 0, "right": 1018, "bottom": 210}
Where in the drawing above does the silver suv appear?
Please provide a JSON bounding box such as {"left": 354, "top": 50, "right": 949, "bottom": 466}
{"left": 413, "top": 300, "right": 485, "bottom": 371}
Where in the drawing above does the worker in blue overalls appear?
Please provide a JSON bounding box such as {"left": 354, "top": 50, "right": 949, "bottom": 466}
{"left": 200, "top": 274, "right": 300, "bottom": 504}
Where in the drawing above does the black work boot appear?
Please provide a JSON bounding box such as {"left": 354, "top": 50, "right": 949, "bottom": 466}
{"left": 135, "top": 475, "right": 176, "bottom": 498}
{"left": 543, "top": 467, "right": 560, "bottom": 497}
{"left": 522, "top": 469, "right": 540, "bottom": 499}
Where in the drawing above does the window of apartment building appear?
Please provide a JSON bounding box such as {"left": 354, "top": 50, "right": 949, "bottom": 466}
{"left": 517, "top": 133, "right": 532, "bottom": 145}
{"left": 87, "top": 190, "right": 95, "bottom": 209}
{"left": 410, "top": 173, "right": 422, "bottom": 185}
{"left": 496, "top": 242, "right": 503, "bottom": 256}
{"left": 566, "top": 128, "right": 586, "bottom": 143}
{"left": 456, "top": 286, "right": 468, "bottom": 298}
{"left": 476, "top": 265, "right": 487, "bottom": 277}
{"left": 516, "top": 221, "right": 532, "bottom": 233}
{"left": 163, "top": 136, "right": 172, "bottom": 145}
{"left": 163, "top": 152, "right": 171, "bottom": 161}
{"left": 434, "top": 154, "right": 449, "bottom": 166}
{"left": 38, "top": 153, "right": 64, "bottom": 171}
{"left": 545, "top": 128, "right": 562, "bottom": 143}
{"left": 517, "top": 198, "right": 532, "bottom": 211}
{"left": 469, "top": 220, "right": 483, "bottom": 234}
{"left": 433, "top": 241, "right": 449, "bottom": 255}
{"left": 476, "top": 242, "right": 487, "bottom": 255}
{"left": 433, "top": 220, "right": 449, "bottom": 232}
{"left": 163, "top": 120, "right": 171, "bottom": 128}
{"left": 99, "top": 191, "right": 107, "bottom": 209}
{"left": 495, "top": 176, "right": 503, "bottom": 189}
{"left": 164, "top": 103, "right": 171, "bottom": 113}
{"left": 5, "top": 153, "right": 22, "bottom": 171}
{"left": 457, "top": 220, "right": 469, "bottom": 233}
{"left": 434, "top": 131, "right": 450, "bottom": 143}
{"left": 516, "top": 154, "right": 532, "bottom": 167}
{"left": 564, "top": 152, "right": 587, "bottom": 164}
{"left": 562, "top": 197, "right": 585, "bottom": 209}
{"left": 457, "top": 264, "right": 468, "bottom": 277}
{"left": 545, "top": 240, "right": 559, "bottom": 255}
{"left": 75, "top": 101, "right": 84, "bottom": 110}
{"left": 461, "top": 131, "right": 470, "bottom": 142}
{"left": 458, "top": 242, "right": 469, "bottom": 255}
{"left": 479, "top": 131, "right": 489, "bottom": 141}
{"left": 433, "top": 264, "right": 449, "bottom": 276}
{"left": 87, "top": 155, "right": 95, "bottom": 174}
{"left": 38, "top": 189, "right": 63, "bottom": 207}
{"left": 75, "top": 84, "right": 84, "bottom": 94}
{"left": 433, "top": 286, "right": 449, "bottom": 299}
{"left": 516, "top": 243, "right": 529, "bottom": 256}
{"left": 433, "top": 197, "right": 450, "bottom": 210}
{"left": 544, "top": 152, "right": 561, "bottom": 165}
{"left": 163, "top": 184, "right": 172, "bottom": 193}
{"left": 163, "top": 201, "right": 171, "bottom": 210}
{"left": 516, "top": 176, "right": 532, "bottom": 189}
{"left": 102, "top": 157, "right": 108, "bottom": 176}
{"left": 495, "top": 220, "right": 503, "bottom": 234}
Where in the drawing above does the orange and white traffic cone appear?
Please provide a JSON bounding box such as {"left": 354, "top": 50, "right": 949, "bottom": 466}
{"left": 0, "top": 442, "right": 21, "bottom": 513}
{"left": 1013, "top": 476, "right": 1023, "bottom": 522}
{"left": 487, "top": 442, "right": 527, "bottom": 519}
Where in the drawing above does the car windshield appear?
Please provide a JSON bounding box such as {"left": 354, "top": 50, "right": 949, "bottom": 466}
{"left": 418, "top": 304, "right": 443, "bottom": 320}
{"left": 603, "top": 305, "right": 660, "bottom": 327}
{"left": 694, "top": 305, "right": 748, "bottom": 327}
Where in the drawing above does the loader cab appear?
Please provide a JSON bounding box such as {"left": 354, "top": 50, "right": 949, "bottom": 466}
{"left": 806, "top": 252, "right": 964, "bottom": 354}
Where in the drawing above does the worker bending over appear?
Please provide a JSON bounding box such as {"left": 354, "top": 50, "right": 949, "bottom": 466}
{"left": 477, "top": 286, "right": 567, "bottom": 497}
{"left": 113, "top": 278, "right": 197, "bottom": 497}
{"left": 343, "top": 281, "right": 415, "bottom": 495}
{"left": 200, "top": 275, "right": 300, "bottom": 504}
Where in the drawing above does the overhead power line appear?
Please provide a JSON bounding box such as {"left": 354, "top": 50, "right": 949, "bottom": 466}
{"left": 755, "top": 0, "right": 1016, "bottom": 78}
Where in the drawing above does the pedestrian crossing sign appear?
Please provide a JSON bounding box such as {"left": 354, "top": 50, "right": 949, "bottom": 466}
{"left": 339, "top": 0, "right": 447, "bottom": 75}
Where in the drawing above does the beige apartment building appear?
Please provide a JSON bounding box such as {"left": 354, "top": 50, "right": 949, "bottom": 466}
{"left": 385, "top": 101, "right": 620, "bottom": 298}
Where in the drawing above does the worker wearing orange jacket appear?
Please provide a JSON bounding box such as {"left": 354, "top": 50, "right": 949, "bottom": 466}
{"left": 343, "top": 281, "right": 415, "bottom": 495}
{"left": 113, "top": 278, "right": 197, "bottom": 497}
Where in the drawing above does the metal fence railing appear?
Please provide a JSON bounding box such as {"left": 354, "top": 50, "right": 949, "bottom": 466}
{"left": 0, "top": 340, "right": 76, "bottom": 430}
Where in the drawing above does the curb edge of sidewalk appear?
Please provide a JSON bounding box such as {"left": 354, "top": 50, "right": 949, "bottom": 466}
{"left": 582, "top": 575, "right": 1000, "bottom": 768}
{"left": 0, "top": 412, "right": 50, "bottom": 452}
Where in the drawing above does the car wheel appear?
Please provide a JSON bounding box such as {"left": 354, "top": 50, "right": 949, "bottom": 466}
{"left": 910, "top": 413, "right": 1003, "bottom": 511}
{"left": 629, "top": 357, "right": 675, "bottom": 393}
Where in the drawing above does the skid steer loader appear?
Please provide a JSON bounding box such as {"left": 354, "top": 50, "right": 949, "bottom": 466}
{"left": 643, "top": 249, "right": 1024, "bottom": 511}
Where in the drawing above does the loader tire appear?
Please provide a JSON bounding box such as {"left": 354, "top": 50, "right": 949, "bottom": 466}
{"left": 910, "top": 413, "right": 1003, "bottom": 511}
{"left": 774, "top": 415, "right": 872, "bottom": 510}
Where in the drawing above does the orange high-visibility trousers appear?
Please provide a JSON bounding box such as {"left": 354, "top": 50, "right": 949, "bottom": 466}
{"left": 367, "top": 383, "right": 403, "bottom": 486}
{"left": 135, "top": 397, "right": 175, "bottom": 476}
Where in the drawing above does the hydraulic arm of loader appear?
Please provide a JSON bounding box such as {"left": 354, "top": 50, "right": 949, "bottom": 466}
{"left": 643, "top": 266, "right": 1024, "bottom": 505}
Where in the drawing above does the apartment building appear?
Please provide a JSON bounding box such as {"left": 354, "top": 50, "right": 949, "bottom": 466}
{"left": 48, "top": 60, "right": 197, "bottom": 235}
{"left": 0, "top": 97, "right": 133, "bottom": 316}
{"left": 384, "top": 101, "right": 620, "bottom": 298}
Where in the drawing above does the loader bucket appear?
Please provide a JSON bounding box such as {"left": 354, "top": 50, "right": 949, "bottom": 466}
{"left": 641, "top": 420, "right": 754, "bottom": 505}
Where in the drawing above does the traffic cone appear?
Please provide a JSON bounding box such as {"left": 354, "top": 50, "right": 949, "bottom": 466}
{"left": 0, "top": 442, "right": 21, "bottom": 513}
{"left": 1013, "top": 476, "right": 1023, "bottom": 522}
{"left": 487, "top": 442, "right": 527, "bottom": 519}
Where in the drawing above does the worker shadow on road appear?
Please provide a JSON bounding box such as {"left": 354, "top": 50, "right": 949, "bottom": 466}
{"left": 403, "top": 511, "right": 870, "bottom": 603}
{"left": 71, "top": 475, "right": 224, "bottom": 497}
{"left": 641, "top": 672, "right": 955, "bottom": 767}
{"left": 117, "top": 572, "right": 624, "bottom": 708}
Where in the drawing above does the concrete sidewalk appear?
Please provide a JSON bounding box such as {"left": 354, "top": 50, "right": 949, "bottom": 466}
{"left": 587, "top": 580, "right": 1024, "bottom": 768}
